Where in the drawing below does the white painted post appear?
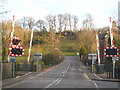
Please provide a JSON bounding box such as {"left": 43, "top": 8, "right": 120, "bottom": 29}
{"left": 109, "top": 17, "right": 115, "bottom": 79}
{"left": 8, "top": 15, "right": 15, "bottom": 62}
{"left": 96, "top": 32, "right": 100, "bottom": 65}
{"left": 27, "top": 30, "right": 33, "bottom": 63}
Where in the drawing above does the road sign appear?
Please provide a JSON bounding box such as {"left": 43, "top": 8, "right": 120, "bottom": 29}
{"left": 88, "top": 53, "right": 97, "bottom": 73}
{"left": 34, "top": 53, "right": 42, "bottom": 61}
{"left": 10, "top": 58, "right": 16, "bottom": 63}
{"left": 104, "top": 47, "right": 119, "bottom": 57}
{"left": 112, "top": 57, "right": 119, "bottom": 61}
{"left": 88, "top": 54, "right": 97, "bottom": 59}
{"left": 34, "top": 53, "right": 42, "bottom": 72}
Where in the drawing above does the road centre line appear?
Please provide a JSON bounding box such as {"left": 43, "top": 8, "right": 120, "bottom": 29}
{"left": 45, "top": 78, "right": 60, "bottom": 88}
{"left": 44, "top": 60, "right": 72, "bottom": 88}
{"left": 55, "top": 78, "right": 63, "bottom": 85}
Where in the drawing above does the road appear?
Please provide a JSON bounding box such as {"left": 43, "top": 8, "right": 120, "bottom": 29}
{"left": 3, "top": 56, "right": 119, "bottom": 89}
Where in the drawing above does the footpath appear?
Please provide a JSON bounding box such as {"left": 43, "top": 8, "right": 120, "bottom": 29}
{"left": 79, "top": 60, "right": 120, "bottom": 82}
{"left": 2, "top": 65, "right": 59, "bottom": 88}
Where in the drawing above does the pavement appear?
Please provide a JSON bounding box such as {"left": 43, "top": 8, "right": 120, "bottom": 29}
{"left": 79, "top": 60, "right": 120, "bottom": 82}
{"left": 2, "top": 65, "right": 59, "bottom": 88}
{"left": 2, "top": 57, "right": 120, "bottom": 89}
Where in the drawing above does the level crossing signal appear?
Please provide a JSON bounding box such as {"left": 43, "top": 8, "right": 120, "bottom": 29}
{"left": 9, "top": 46, "right": 24, "bottom": 56}
{"left": 9, "top": 37, "right": 24, "bottom": 56}
{"left": 104, "top": 47, "right": 119, "bottom": 57}
{"left": 10, "top": 37, "right": 21, "bottom": 46}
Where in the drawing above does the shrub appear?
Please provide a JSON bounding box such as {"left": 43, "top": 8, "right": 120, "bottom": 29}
{"left": 43, "top": 48, "right": 64, "bottom": 65}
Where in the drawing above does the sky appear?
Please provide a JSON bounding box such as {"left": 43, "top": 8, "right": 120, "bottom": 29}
{"left": 3, "top": 0, "right": 120, "bottom": 28}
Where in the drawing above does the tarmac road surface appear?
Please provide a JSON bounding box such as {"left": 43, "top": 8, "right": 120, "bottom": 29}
{"left": 3, "top": 56, "right": 119, "bottom": 90}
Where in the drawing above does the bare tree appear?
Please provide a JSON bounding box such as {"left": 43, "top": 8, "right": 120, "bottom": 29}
{"left": 82, "top": 14, "right": 94, "bottom": 30}
{"left": 19, "top": 17, "right": 27, "bottom": 29}
{"left": 63, "top": 14, "right": 69, "bottom": 31}
{"left": 68, "top": 14, "right": 72, "bottom": 31}
{"left": 25, "top": 17, "right": 35, "bottom": 30}
{"left": 73, "top": 15, "right": 78, "bottom": 32}
{"left": 45, "top": 14, "right": 56, "bottom": 31}
{"left": 62, "top": 14, "right": 73, "bottom": 31}
{"left": 36, "top": 19, "right": 46, "bottom": 31}
{"left": 58, "top": 14, "right": 66, "bottom": 32}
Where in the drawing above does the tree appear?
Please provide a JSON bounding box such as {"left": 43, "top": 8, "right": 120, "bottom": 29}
{"left": 58, "top": 14, "right": 64, "bottom": 33}
{"left": 77, "top": 30, "right": 97, "bottom": 54}
{"left": 79, "top": 46, "right": 87, "bottom": 58}
{"left": 73, "top": 15, "right": 79, "bottom": 32}
{"left": 26, "top": 17, "right": 35, "bottom": 30}
{"left": 36, "top": 19, "right": 46, "bottom": 31}
{"left": 18, "top": 17, "right": 27, "bottom": 29}
{"left": 82, "top": 14, "right": 94, "bottom": 30}
{"left": 46, "top": 30, "right": 60, "bottom": 49}
{"left": 45, "top": 14, "right": 56, "bottom": 31}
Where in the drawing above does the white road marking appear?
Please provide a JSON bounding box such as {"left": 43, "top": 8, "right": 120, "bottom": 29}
{"left": 45, "top": 78, "right": 60, "bottom": 88}
{"left": 44, "top": 60, "right": 72, "bottom": 88}
{"left": 25, "top": 72, "right": 31, "bottom": 76}
{"left": 55, "top": 78, "right": 63, "bottom": 85}
{"left": 93, "top": 81, "right": 99, "bottom": 89}
{"left": 83, "top": 73, "right": 91, "bottom": 81}
{"left": 94, "top": 73, "right": 103, "bottom": 79}
{"left": 16, "top": 76, "right": 20, "bottom": 78}
{"left": 15, "top": 72, "right": 32, "bottom": 79}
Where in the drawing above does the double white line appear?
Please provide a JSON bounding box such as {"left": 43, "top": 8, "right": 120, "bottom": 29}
{"left": 45, "top": 60, "right": 72, "bottom": 88}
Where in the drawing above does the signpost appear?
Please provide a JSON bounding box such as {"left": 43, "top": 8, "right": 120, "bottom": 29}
{"left": 88, "top": 53, "right": 97, "bottom": 73}
{"left": 34, "top": 53, "right": 42, "bottom": 72}
{"left": 9, "top": 56, "right": 16, "bottom": 77}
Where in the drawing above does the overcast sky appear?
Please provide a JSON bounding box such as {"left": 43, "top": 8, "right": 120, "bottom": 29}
{"left": 4, "top": 0, "right": 120, "bottom": 28}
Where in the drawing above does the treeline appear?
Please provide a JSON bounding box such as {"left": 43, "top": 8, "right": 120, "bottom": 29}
{"left": 18, "top": 13, "right": 79, "bottom": 32}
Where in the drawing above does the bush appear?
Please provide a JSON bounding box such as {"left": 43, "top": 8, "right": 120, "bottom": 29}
{"left": 43, "top": 48, "right": 64, "bottom": 65}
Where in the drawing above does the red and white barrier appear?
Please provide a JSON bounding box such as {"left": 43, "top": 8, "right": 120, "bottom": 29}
{"left": 96, "top": 32, "right": 100, "bottom": 65}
